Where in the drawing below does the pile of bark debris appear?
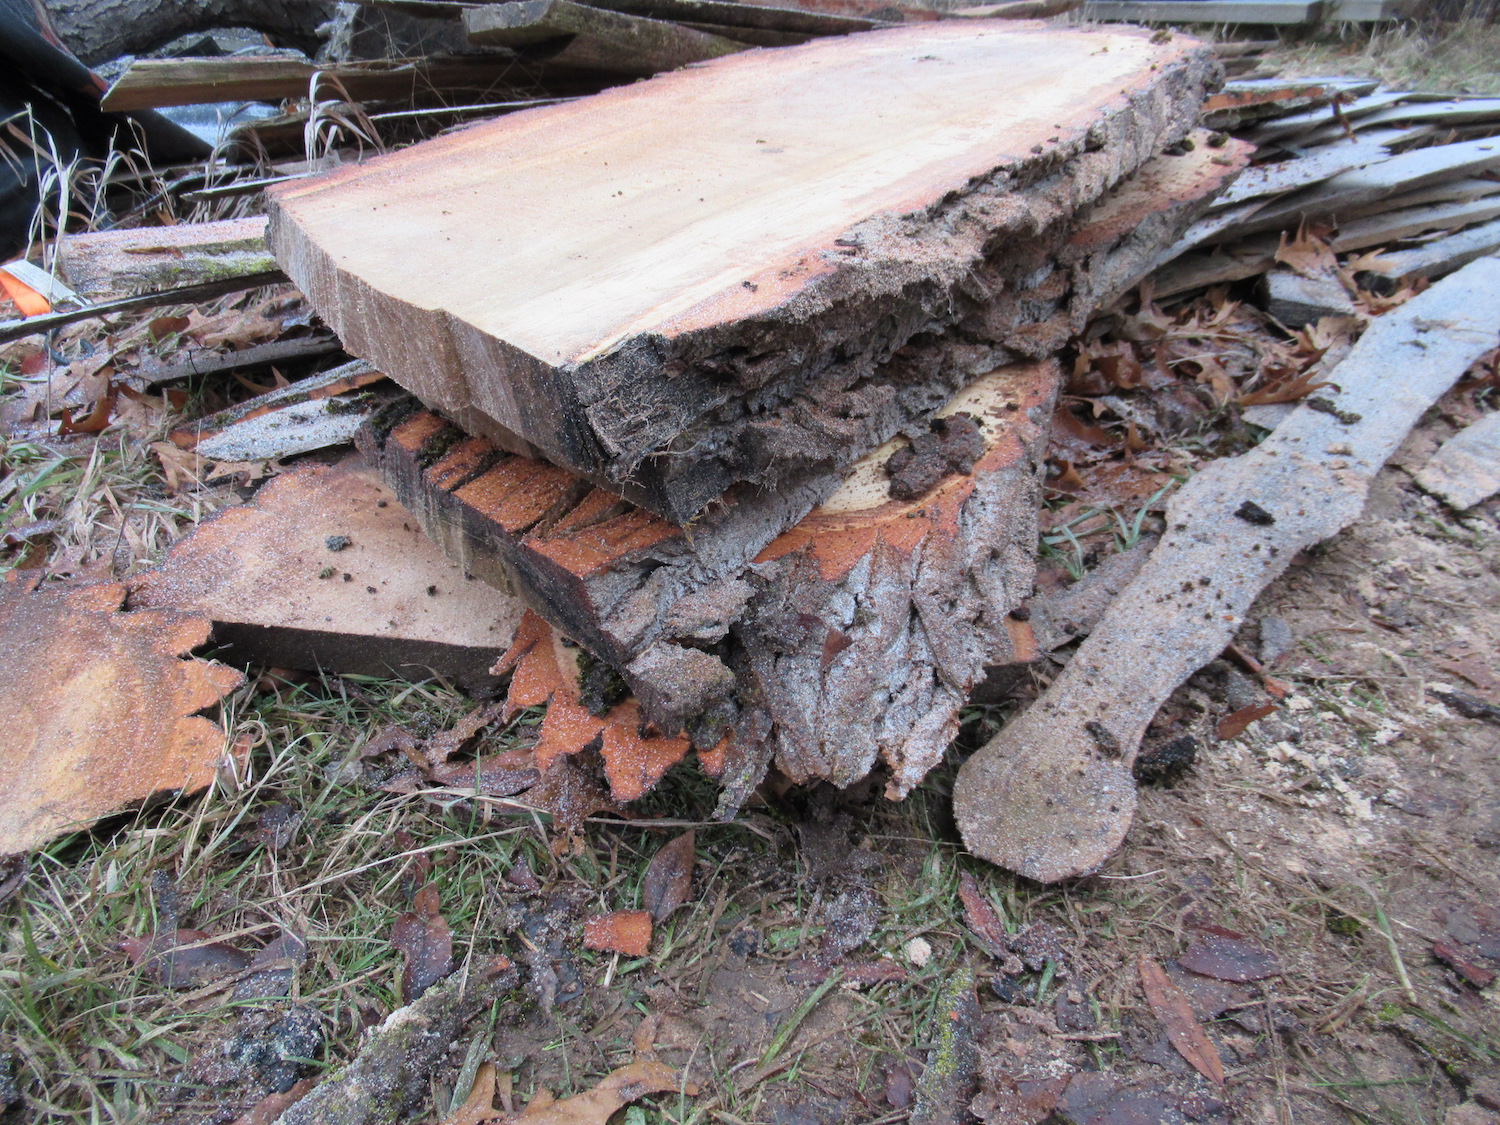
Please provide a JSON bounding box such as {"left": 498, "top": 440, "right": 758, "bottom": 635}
{"left": 3, "top": 9, "right": 1499, "bottom": 883}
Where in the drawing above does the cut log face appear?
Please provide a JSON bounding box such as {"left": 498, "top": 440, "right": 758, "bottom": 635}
{"left": 129, "top": 457, "right": 524, "bottom": 690}
{"left": 269, "top": 22, "right": 1214, "bottom": 522}
{"left": 739, "top": 359, "right": 1060, "bottom": 797}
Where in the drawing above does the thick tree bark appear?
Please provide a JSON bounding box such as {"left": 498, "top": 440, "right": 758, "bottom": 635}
{"left": 41, "top": 0, "right": 336, "bottom": 65}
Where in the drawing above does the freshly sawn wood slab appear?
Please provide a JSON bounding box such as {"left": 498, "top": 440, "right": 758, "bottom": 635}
{"left": 130, "top": 458, "right": 524, "bottom": 690}
{"left": 268, "top": 22, "right": 1215, "bottom": 522}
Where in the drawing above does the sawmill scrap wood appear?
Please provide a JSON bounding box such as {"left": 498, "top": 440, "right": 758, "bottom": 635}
{"left": 128, "top": 457, "right": 523, "bottom": 691}
{"left": 555, "top": 0, "right": 884, "bottom": 35}
{"left": 267, "top": 22, "right": 1216, "bottom": 523}
{"left": 1212, "top": 136, "right": 1393, "bottom": 210}
{"left": 1412, "top": 412, "right": 1500, "bottom": 510}
{"left": 1356, "top": 218, "right": 1500, "bottom": 284}
{"left": 355, "top": 136, "right": 1243, "bottom": 742}
{"left": 673, "top": 22, "right": 811, "bottom": 45}
{"left": 953, "top": 255, "right": 1500, "bottom": 882}
{"left": 55, "top": 216, "right": 272, "bottom": 298}
{"left": 463, "top": 1, "right": 746, "bottom": 75}
{"left": 137, "top": 335, "right": 346, "bottom": 387}
{"left": 0, "top": 580, "right": 243, "bottom": 855}
{"left": 98, "top": 54, "right": 598, "bottom": 113}
{"left": 1233, "top": 136, "right": 1500, "bottom": 238}
{"left": 169, "top": 359, "right": 384, "bottom": 450}
{"left": 740, "top": 359, "right": 1059, "bottom": 799}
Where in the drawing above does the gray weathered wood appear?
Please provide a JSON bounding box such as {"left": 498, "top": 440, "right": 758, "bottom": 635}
{"left": 463, "top": 0, "right": 745, "bottom": 74}
{"left": 269, "top": 24, "right": 1215, "bottom": 524}
{"left": 1332, "top": 194, "right": 1500, "bottom": 251}
{"left": 1413, "top": 412, "right": 1500, "bottom": 510}
{"left": 1238, "top": 136, "right": 1500, "bottom": 234}
{"left": 1083, "top": 0, "right": 1322, "bottom": 23}
{"left": 1358, "top": 221, "right": 1500, "bottom": 283}
{"left": 55, "top": 216, "right": 271, "bottom": 299}
{"left": 954, "top": 255, "right": 1500, "bottom": 882}
{"left": 1259, "top": 268, "right": 1354, "bottom": 327}
{"left": 1212, "top": 135, "right": 1390, "bottom": 208}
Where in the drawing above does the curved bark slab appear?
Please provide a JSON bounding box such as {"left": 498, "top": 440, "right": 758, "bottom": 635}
{"left": 955, "top": 255, "right": 1500, "bottom": 882}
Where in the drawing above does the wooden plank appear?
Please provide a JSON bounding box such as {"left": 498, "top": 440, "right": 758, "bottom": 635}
{"left": 1413, "top": 412, "right": 1500, "bottom": 510}
{"left": 1331, "top": 194, "right": 1500, "bottom": 252}
{"left": 1358, "top": 220, "right": 1500, "bottom": 283}
{"left": 55, "top": 217, "right": 271, "bottom": 299}
{"left": 1083, "top": 0, "right": 1322, "bottom": 22}
{"left": 100, "top": 55, "right": 591, "bottom": 114}
{"left": 1232, "top": 136, "right": 1500, "bottom": 236}
{"left": 954, "top": 255, "right": 1500, "bottom": 882}
{"left": 574, "top": 0, "right": 884, "bottom": 35}
{"left": 673, "top": 21, "right": 812, "bottom": 45}
{"left": 1259, "top": 268, "right": 1354, "bottom": 327}
{"left": 1202, "top": 76, "right": 1379, "bottom": 129}
{"left": 268, "top": 23, "right": 1216, "bottom": 523}
{"left": 129, "top": 457, "right": 524, "bottom": 691}
{"left": 1244, "top": 90, "right": 1411, "bottom": 144}
{"left": 463, "top": 0, "right": 746, "bottom": 74}
{"left": 1213, "top": 135, "right": 1391, "bottom": 208}
{"left": 949, "top": 0, "right": 1081, "bottom": 16}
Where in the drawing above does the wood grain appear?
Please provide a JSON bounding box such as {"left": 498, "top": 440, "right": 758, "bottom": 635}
{"left": 270, "top": 22, "right": 1214, "bottom": 521}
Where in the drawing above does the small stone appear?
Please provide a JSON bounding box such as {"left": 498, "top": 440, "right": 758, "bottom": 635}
{"left": 325, "top": 535, "right": 351, "bottom": 552}
{"left": 905, "top": 936, "right": 933, "bottom": 968}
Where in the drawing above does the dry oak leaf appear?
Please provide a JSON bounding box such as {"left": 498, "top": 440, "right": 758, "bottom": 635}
{"left": 508, "top": 1060, "right": 689, "bottom": 1124}
{"left": 121, "top": 928, "right": 254, "bottom": 989}
{"left": 1139, "top": 953, "right": 1225, "bottom": 1086}
{"left": 495, "top": 612, "right": 690, "bottom": 802}
{"left": 0, "top": 581, "right": 243, "bottom": 854}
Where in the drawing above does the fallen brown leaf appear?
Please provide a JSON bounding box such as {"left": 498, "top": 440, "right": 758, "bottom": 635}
{"left": 511, "top": 1060, "right": 687, "bottom": 1124}
{"left": 392, "top": 882, "right": 453, "bottom": 1001}
{"left": 641, "top": 830, "right": 695, "bottom": 922}
{"left": 1215, "top": 701, "right": 1276, "bottom": 741}
{"left": 121, "top": 928, "right": 254, "bottom": 989}
{"left": 1139, "top": 954, "right": 1225, "bottom": 1086}
{"left": 958, "top": 871, "right": 1008, "bottom": 958}
{"left": 439, "top": 1062, "right": 498, "bottom": 1125}
{"left": 1179, "top": 927, "right": 1281, "bottom": 982}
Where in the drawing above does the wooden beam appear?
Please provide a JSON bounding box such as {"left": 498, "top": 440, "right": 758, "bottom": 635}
{"left": 463, "top": 0, "right": 745, "bottom": 74}
{"left": 129, "top": 457, "right": 524, "bottom": 691}
{"left": 268, "top": 23, "right": 1216, "bottom": 523}
{"left": 1357, "top": 220, "right": 1500, "bottom": 284}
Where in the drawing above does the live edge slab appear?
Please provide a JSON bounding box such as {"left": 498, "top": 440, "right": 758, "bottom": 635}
{"left": 269, "top": 21, "right": 1215, "bottom": 522}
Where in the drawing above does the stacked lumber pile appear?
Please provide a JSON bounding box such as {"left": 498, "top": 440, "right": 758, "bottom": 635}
{"left": 264, "top": 21, "right": 1230, "bottom": 807}
{"left": 10, "top": 9, "right": 1500, "bottom": 878}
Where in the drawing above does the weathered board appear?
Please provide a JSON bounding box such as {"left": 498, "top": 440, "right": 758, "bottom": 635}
{"left": 268, "top": 22, "right": 1215, "bottom": 522}
{"left": 55, "top": 216, "right": 272, "bottom": 298}
{"left": 1413, "top": 413, "right": 1500, "bottom": 510}
{"left": 129, "top": 458, "right": 523, "bottom": 690}
{"left": 463, "top": 0, "right": 747, "bottom": 76}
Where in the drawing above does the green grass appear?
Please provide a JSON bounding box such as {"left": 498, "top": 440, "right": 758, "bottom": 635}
{"left": 1268, "top": 16, "right": 1500, "bottom": 95}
